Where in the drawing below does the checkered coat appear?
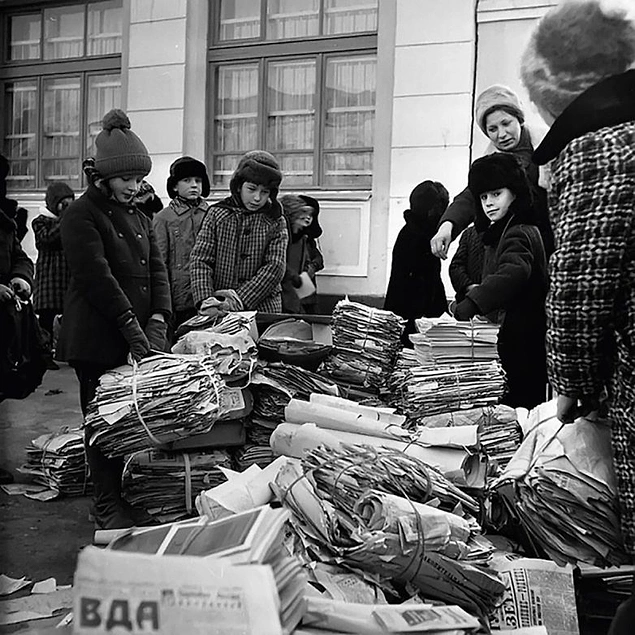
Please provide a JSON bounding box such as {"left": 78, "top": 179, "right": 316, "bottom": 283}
{"left": 533, "top": 70, "right": 635, "bottom": 555}
{"left": 32, "top": 213, "right": 70, "bottom": 313}
{"left": 190, "top": 195, "right": 288, "bottom": 313}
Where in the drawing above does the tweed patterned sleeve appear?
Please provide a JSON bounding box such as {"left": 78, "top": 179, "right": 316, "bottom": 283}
{"left": 189, "top": 208, "right": 218, "bottom": 305}
{"left": 236, "top": 217, "right": 288, "bottom": 310}
{"left": 32, "top": 216, "right": 62, "bottom": 249}
{"left": 546, "top": 130, "right": 635, "bottom": 398}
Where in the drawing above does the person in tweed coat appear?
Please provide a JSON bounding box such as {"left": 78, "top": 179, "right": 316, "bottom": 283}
{"left": 190, "top": 151, "right": 287, "bottom": 314}
{"left": 522, "top": 0, "right": 635, "bottom": 607}
{"left": 33, "top": 182, "right": 75, "bottom": 360}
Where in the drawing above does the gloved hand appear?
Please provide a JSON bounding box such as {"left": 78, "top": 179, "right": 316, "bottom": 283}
{"left": 117, "top": 312, "right": 151, "bottom": 361}
{"left": 214, "top": 289, "right": 243, "bottom": 312}
{"left": 144, "top": 315, "right": 168, "bottom": 352}
{"left": 291, "top": 274, "right": 303, "bottom": 288}
{"left": 453, "top": 297, "right": 478, "bottom": 321}
{"left": 0, "top": 284, "right": 15, "bottom": 302}
{"left": 10, "top": 277, "right": 31, "bottom": 300}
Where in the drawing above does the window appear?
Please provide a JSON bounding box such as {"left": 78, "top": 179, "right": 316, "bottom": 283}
{"left": 1, "top": 1, "right": 122, "bottom": 190}
{"left": 209, "top": 0, "right": 378, "bottom": 189}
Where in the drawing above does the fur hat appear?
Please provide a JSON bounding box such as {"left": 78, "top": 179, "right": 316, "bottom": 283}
{"left": 475, "top": 85, "right": 525, "bottom": 134}
{"left": 468, "top": 154, "right": 534, "bottom": 230}
{"left": 94, "top": 109, "right": 152, "bottom": 180}
{"left": 521, "top": 0, "right": 635, "bottom": 120}
{"left": 279, "top": 194, "right": 314, "bottom": 221}
{"left": 299, "top": 194, "right": 323, "bottom": 239}
{"left": 45, "top": 182, "right": 75, "bottom": 213}
{"left": 409, "top": 181, "right": 449, "bottom": 219}
{"left": 166, "top": 156, "right": 210, "bottom": 199}
{"left": 230, "top": 150, "right": 282, "bottom": 202}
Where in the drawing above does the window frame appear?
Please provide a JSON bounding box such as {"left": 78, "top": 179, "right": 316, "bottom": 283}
{"left": 0, "top": 0, "right": 122, "bottom": 190}
{"left": 207, "top": 0, "right": 378, "bottom": 192}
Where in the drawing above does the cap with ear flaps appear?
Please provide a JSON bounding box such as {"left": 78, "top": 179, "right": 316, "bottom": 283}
{"left": 94, "top": 108, "right": 152, "bottom": 180}
{"left": 521, "top": 0, "right": 635, "bottom": 120}
{"left": 230, "top": 150, "right": 282, "bottom": 202}
{"left": 166, "top": 156, "right": 210, "bottom": 198}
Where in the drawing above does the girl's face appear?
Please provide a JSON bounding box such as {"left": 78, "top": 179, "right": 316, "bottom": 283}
{"left": 240, "top": 181, "right": 270, "bottom": 211}
{"left": 480, "top": 187, "right": 516, "bottom": 223}
{"left": 485, "top": 109, "right": 522, "bottom": 151}
{"left": 108, "top": 175, "right": 144, "bottom": 204}
{"left": 175, "top": 176, "right": 203, "bottom": 200}
{"left": 291, "top": 210, "right": 313, "bottom": 234}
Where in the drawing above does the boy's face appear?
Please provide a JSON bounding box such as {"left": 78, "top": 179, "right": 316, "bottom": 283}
{"left": 479, "top": 187, "right": 516, "bottom": 223}
{"left": 175, "top": 176, "right": 203, "bottom": 200}
{"left": 109, "top": 175, "right": 144, "bottom": 204}
{"left": 240, "top": 181, "right": 271, "bottom": 212}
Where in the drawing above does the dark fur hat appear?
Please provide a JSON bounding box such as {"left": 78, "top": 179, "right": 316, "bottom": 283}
{"left": 468, "top": 153, "right": 535, "bottom": 231}
{"left": 45, "top": 182, "right": 75, "bottom": 214}
{"left": 166, "top": 156, "right": 210, "bottom": 198}
{"left": 229, "top": 150, "right": 282, "bottom": 203}
{"left": 299, "top": 194, "right": 323, "bottom": 239}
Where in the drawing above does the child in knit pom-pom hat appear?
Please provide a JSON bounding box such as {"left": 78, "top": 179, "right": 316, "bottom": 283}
{"left": 190, "top": 150, "right": 288, "bottom": 314}
{"left": 58, "top": 108, "right": 171, "bottom": 531}
{"left": 520, "top": 1, "right": 635, "bottom": 599}
{"left": 153, "top": 156, "right": 211, "bottom": 330}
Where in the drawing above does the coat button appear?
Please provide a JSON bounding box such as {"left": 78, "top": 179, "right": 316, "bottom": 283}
{"left": 128, "top": 209, "right": 134, "bottom": 215}
{"left": 118, "top": 232, "right": 124, "bottom": 238}
{"left": 136, "top": 233, "right": 142, "bottom": 239}
{"left": 240, "top": 253, "right": 248, "bottom": 260}
{"left": 142, "top": 285, "right": 148, "bottom": 292}
{"left": 107, "top": 211, "right": 113, "bottom": 216}
{"left": 141, "top": 258, "right": 147, "bottom": 265}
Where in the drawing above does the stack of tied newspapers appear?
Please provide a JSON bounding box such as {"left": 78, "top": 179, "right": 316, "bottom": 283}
{"left": 104, "top": 505, "right": 306, "bottom": 633}
{"left": 321, "top": 299, "right": 405, "bottom": 393}
{"left": 411, "top": 315, "right": 500, "bottom": 365}
{"left": 18, "top": 428, "right": 90, "bottom": 497}
{"left": 84, "top": 354, "right": 224, "bottom": 457}
{"left": 121, "top": 449, "right": 232, "bottom": 523}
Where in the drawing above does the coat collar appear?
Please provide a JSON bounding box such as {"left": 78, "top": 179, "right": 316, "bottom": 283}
{"left": 170, "top": 196, "right": 208, "bottom": 216}
{"left": 85, "top": 183, "right": 138, "bottom": 216}
{"left": 533, "top": 70, "right": 635, "bottom": 166}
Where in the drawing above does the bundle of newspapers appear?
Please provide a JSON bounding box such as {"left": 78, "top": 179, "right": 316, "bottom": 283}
{"left": 393, "top": 361, "right": 506, "bottom": 418}
{"left": 274, "top": 457, "right": 506, "bottom": 617}
{"left": 415, "top": 404, "right": 521, "bottom": 470}
{"left": 104, "top": 505, "right": 307, "bottom": 634}
{"left": 121, "top": 449, "right": 232, "bottom": 523}
{"left": 321, "top": 299, "right": 405, "bottom": 392}
{"left": 19, "top": 428, "right": 90, "bottom": 497}
{"left": 412, "top": 314, "right": 500, "bottom": 365}
{"left": 492, "top": 400, "right": 628, "bottom": 567}
{"left": 85, "top": 354, "right": 224, "bottom": 457}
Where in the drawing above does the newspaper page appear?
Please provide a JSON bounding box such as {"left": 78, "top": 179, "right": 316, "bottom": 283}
{"left": 73, "top": 546, "right": 282, "bottom": 635}
{"left": 489, "top": 556, "right": 579, "bottom": 635}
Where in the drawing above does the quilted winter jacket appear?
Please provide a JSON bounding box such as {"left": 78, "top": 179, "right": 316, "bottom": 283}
{"left": 533, "top": 70, "right": 635, "bottom": 555}
{"left": 58, "top": 184, "right": 171, "bottom": 367}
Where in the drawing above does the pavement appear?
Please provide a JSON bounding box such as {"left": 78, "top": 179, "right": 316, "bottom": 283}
{"left": 0, "top": 364, "right": 94, "bottom": 586}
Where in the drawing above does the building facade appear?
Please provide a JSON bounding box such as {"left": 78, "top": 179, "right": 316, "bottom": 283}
{"left": 0, "top": 0, "right": 558, "bottom": 305}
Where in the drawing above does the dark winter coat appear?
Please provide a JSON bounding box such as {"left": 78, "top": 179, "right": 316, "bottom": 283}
{"left": 32, "top": 213, "right": 70, "bottom": 313}
{"left": 449, "top": 225, "right": 485, "bottom": 302}
{"left": 0, "top": 209, "right": 33, "bottom": 288}
{"left": 439, "top": 125, "right": 555, "bottom": 257}
{"left": 58, "top": 184, "right": 171, "bottom": 368}
{"left": 533, "top": 70, "right": 635, "bottom": 555}
{"left": 384, "top": 209, "right": 448, "bottom": 320}
{"left": 281, "top": 221, "right": 311, "bottom": 314}
{"left": 458, "top": 208, "right": 548, "bottom": 410}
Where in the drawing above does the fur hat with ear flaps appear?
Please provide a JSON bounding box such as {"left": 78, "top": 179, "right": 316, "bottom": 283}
{"left": 94, "top": 109, "right": 152, "bottom": 180}
{"left": 229, "top": 150, "right": 283, "bottom": 204}
{"left": 521, "top": 0, "right": 635, "bottom": 121}
{"left": 468, "top": 153, "right": 535, "bottom": 232}
{"left": 166, "top": 156, "right": 210, "bottom": 198}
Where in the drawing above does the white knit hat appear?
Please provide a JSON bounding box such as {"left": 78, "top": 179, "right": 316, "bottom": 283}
{"left": 521, "top": 0, "right": 635, "bottom": 119}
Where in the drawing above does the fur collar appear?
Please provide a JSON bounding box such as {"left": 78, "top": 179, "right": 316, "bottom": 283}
{"left": 533, "top": 70, "right": 635, "bottom": 166}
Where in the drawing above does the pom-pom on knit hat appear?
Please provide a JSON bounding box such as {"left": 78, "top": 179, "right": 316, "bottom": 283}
{"left": 166, "top": 156, "right": 210, "bottom": 198}
{"left": 230, "top": 150, "right": 283, "bottom": 202}
{"left": 475, "top": 85, "right": 526, "bottom": 134}
{"left": 94, "top": 109, "right": 152, "bottom": 180}
{"left": 45, "top": 182, "right": 75, "bottom": 214}
{"left": 521, "top": 0, "right": 635, "bottom": 120}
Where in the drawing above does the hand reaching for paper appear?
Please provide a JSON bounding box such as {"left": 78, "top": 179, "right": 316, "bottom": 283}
{"left": 214, "top": 289, "right": 244, "bottom": 312}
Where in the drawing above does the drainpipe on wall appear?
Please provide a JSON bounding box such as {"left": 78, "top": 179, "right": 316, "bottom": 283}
{"left": 469, "top": 0, "right": 481, "bottom": 166}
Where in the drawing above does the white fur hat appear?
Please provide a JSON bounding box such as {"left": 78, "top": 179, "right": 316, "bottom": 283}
{"left": 521, "top": 0, "right": 635, "bottom": 119}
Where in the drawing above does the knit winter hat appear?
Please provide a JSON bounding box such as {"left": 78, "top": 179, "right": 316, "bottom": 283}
{"left": 230, "top": 150, "right": 283, "bottom": 201}
{"left": 166, "top": 156, "right": 211, "bottom": 198}
{"left": 94, "top": 109, "right": 152, "bottom": 180}
{"left": 475, "top": 85, "right": 526, "bottom": 134}
{"left": 521, "top": 0, "right": 635, "bottom": 120}
{"left": 45, "top": 182, "right": 75, "bottom": 213}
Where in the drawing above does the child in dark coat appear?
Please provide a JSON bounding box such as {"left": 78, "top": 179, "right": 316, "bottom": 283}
{"left": 384, "top": 181, "right": 449, "bottom": 346}
{"left": 59, "top": 109, "right": 171, "bottom": 530}
{"left": 453, "top": 153, "right": 548, "bottom": 409}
